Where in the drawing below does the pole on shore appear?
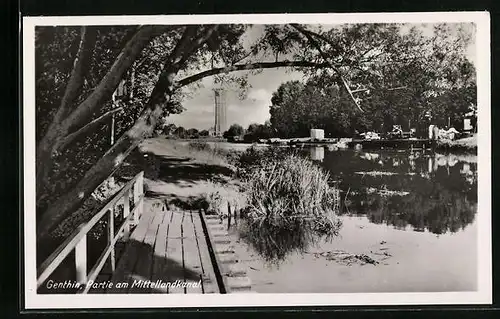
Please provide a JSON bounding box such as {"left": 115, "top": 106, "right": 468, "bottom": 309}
{"left": 227, "top": 202, "right": 232, "bottom": 230}
{"left": 234, "top": 203, "right": 238, "bottom": 226}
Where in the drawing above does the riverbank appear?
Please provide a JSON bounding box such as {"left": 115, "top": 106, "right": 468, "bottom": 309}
{"left": 135, "top": 138, "right": 477, "bottom": 293}
{"left": 436, "top": 134, "right": 477, "bottom": 152}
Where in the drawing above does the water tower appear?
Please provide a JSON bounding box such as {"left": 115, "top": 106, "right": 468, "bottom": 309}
{"left": 214, "top": 89, "right": 227, "bottom": 136}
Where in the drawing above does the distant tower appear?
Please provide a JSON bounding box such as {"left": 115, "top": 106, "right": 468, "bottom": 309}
{"left": 214, "top": 89, "right": 227, "bottom": 136}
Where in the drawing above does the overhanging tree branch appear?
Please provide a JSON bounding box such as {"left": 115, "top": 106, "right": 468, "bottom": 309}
{"left": 58, "top": 26, "right": 97, "bottom": 118}
{"left": 291, "top": 24, "right": 364, "bottom": 112}
{"left": 168, "top": 26, "right": 200, "bottom": 65}
{"left": 147, "top": 25, "right": 219, "bottom": 104}
{"left": 175, "top": 25, "right": 220, "bottom": 66}
{"left": 176, "top": 60, "right": 329, "bottom": 88}
{"left": 36, "top": 25, "right": 170, "bottom": 213}
{"left": 58, "top": 106, "right": 124, "bottom": 151}
{"left": 61, "top": 25, "right": 170, "bottom": 135}
{"left": 35, "top": 26, "right": 96, "bottom": 197}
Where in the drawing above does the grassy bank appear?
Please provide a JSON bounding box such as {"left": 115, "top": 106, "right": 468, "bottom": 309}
{"left": 238, "top": 152, "right": 342, "bottom": 263}
{"left": 141, "top": 138, "right": 342, "bottom": 237}
{"left": 436, "top": 134, "right": 477, "bottom": 152}
{"left": 44, "top": 139, "right": 343, "bottom": 265}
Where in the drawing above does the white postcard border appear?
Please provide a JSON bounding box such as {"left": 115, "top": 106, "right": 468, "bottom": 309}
{"left": 23, "top": 12, "right": 492, "bottom": 309}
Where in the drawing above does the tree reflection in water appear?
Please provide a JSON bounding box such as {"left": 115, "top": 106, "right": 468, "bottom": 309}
{"left": 323, "top": 149, "right": 478, "bottom": 235}
{"left": 237, "top": 148, "right": 477, "bottom": 264}
{"left": 238, "top": 217, "right": 338, "bottom": 265}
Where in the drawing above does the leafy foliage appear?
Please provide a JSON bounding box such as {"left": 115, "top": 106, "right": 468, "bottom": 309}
{"left": 269, "top": 23, "right": 476, "bottom": 137}
{"left": 35, "top": 22, "right": 476, "bottom": 241}
{"left": 239, "top": 153, "right": 342, "bottom": 263}
{"left": 223, "top": 123, "right": 244, "bottom": 138}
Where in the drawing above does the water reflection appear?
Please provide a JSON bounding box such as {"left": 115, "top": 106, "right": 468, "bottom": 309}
{"left": 316, "top": 147, "right": 477, "bottom": 235}
{"left": 236, "top": 146, "right": 477, "bottom": 265}
{"left": 238, "top": 219, "right": 334, "bottom": 265}
{"left": 310, "top": 146, "right": 325, "bottom": 162}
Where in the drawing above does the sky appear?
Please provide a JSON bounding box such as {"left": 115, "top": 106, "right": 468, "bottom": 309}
{"left": 167, "top": 23, "right": 476, "bottom": 131}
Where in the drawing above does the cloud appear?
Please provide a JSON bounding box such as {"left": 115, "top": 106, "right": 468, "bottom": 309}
{"left": 227, "top": 101, "right": 270, "bottom": 129}
{"left": 247, "top": 88, "right": 271, "bottom": 103}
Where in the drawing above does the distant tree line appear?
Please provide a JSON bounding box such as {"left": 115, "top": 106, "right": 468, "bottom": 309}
{"left": 155, "top": 121, "right": 210, "bottom": 139}
{"left": 222, "top": 122, "right": 275, "bottom": 142}
{"left": 269, "top": 58, "right": 476, "bottom": 138}
{"left": 267, "top": 24, "right": 476, "bottom": 138}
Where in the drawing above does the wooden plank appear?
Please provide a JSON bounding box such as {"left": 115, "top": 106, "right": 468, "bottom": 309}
{"left": 127, "top": 210, "right": 165, "bottom": 293}
{"left": 150, "top": 208, "right": 173, "bottom": 294}
{"left": 182, "top": 211, "right": 204, "bottom": 293}
{"left": 225, "top": 276, "right": 252, "bottom": 292}
{"left": 191, "top": 210, "right": 218, "bottom": 293}
{"left": 199, "top": 209, "right": 229, "bottom": 293}
{"left": 165, "top": 210, "right": 185, "bottom": 294}
{"left": 106, "top": 208, "right": 155, "bottom": 293}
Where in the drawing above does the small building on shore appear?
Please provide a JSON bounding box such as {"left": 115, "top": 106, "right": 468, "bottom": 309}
{"left": 310, "top": 129, "right": 325, "bottom": 141}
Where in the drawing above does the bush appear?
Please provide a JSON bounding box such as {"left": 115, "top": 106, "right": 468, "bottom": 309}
{"left": 236, "top": 146, "right": 294, "bottom": 179}
{"left": 243, "top": 154, "right": 342, "bottom": 235}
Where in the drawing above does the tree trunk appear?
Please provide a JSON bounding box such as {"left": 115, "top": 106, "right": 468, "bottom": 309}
{"left": 36, "top": 27, "right": 96, "bottom": 205}
{"left": 36, "top": 24, "right": 332, "bottom": 242}
{"left": 36, "top": 101, "right": 165, "bottom": 241}
{"left": 36, "top": 62, "right": 177, "bottom": 241}
{"left": 36, "top": 26, "right": 168, "bottom": 211}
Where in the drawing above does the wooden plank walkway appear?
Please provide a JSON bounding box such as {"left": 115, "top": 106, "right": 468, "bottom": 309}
{"left": 99, "top": 200, "right": 219, "bottom": 294}
{"left": 36, "top": 171, "right": 252, "bottom": 295}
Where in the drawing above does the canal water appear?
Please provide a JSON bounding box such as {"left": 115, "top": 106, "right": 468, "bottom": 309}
{"left": 230, "top": 147, "right": 478, "bottom": 293}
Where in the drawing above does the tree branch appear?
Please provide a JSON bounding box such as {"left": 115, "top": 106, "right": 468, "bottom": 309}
{"left": 176, "top": 60, "right": 329, "bottom": 88}
{"left": 229, "top": 36, "right": 267, "bottom": 65}
{"left": 350, "top": 86, "right": 408, "bottom": 93}
{"left": 294, "top": 25, "right": 343, "bottom": 55}
{"left": 47, "top": 27, "right": 96, "bottom": 128}
{"left": 36, "top": 26, "right": 96, "bottom": 197}
{"left": 61, "top": 25, "right": 170, "bottom": 135}
{"left": 58, "top": 106, "right": 124, "bottom": 151}
{"left": 36, "top": 25, "right": 168, "bottom": 211}
{"left": 175, "top": 25, "right": 220, "bottom": 66}
{"left": 291, "top": 24, "right": 364, "bottom": 112}
{"left": 168, "top": 26, "right": 200, "bottom": 65}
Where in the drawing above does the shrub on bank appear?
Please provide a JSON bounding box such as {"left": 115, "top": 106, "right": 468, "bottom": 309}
{"left": 236, "top": 145, "right": 293, "bottom": 179}
{"left": 243, "top": 154, "right": 342, "bottom": 235}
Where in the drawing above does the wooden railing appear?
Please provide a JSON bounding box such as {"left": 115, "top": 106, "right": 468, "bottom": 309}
{"left": 37, "top": 171, "right": 144, "bottom": 294}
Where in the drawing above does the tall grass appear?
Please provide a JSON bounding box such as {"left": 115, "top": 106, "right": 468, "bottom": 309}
{"left": 243, "top": 154, "right": 342, "bottom": 235}
{"left": 236, "top": 145, "right": 292, "bottom": 179}
{"left": 186, "top": 141, "right": 241, "bottom": 168}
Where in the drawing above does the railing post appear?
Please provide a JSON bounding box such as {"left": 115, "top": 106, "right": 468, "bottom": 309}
{"left": 136, "top": 171, "right": 144, "bottom": 220}
{"left": 75, "top": 234, "right": 87, "bottom": 284}
{"left": 131, "top": 178, "right": 140, "bottom": 226}
{"left": 122, "top": 188, "right": 131, "bottom": 240}
{"left": 108, "top": 208, "right": 116, "bottom": 272}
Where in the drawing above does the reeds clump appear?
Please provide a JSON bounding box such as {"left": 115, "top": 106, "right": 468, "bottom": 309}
{"left": 243, "top": 154, "right": 342, "bottom": 235}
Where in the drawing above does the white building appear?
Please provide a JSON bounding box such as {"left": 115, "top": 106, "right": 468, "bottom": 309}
{"left": 310, "top": 129, "right": 325, "bottom": 140}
